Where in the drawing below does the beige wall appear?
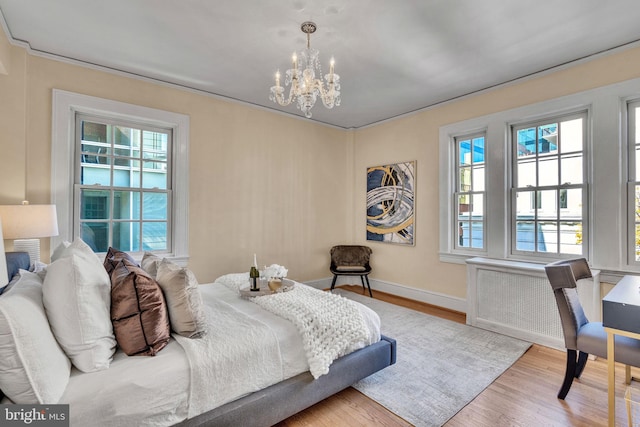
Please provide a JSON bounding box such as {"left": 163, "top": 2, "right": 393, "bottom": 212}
{"left": 0, "top": 31, "right": 352, "bottom": 283}
{"left": 354, "top": 45, "right": 640, "bottom": 299}
{"left": 3, "top": 23, "right": 640, "bottom": 299}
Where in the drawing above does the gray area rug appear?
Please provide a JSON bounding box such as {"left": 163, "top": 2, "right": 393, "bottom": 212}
{"left": 335, "top": 289, "right": 532, "bottom": 427}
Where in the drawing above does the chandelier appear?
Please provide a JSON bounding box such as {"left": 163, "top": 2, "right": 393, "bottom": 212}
{"left": 269, "top": 21, "right": 341, "bottom": 118}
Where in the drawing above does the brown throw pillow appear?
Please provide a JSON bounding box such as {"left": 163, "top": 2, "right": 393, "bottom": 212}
{"left": 110, "top": 260, "right": 170, "bottom": 356}
{"left": 104, "top": 247, "right": 139, "bottom": 276}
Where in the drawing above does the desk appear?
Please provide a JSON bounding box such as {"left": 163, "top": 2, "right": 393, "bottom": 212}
{"left": 603, "top": 274, "right": 640, "bottom": 427}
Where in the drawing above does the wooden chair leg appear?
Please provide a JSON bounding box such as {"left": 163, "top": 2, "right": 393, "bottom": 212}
{"left": 575, "top": 351, "right": 589, "bottom": 379}
{"left": 558, "top": 349, "right": 579, "bottom": 400}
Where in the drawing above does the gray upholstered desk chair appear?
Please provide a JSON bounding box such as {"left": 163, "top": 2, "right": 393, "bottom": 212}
{"left": 329, "top": 245, "right": 373, "bottom": 297}
{"left": 545, "top": 258, "right": 640, "bottom": 399}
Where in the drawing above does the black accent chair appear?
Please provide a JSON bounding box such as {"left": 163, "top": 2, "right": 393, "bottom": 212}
{"left": 329, "top": 245, "right": 373, "bottom": 297}
{"left": 545, "top": 258, "right": 640, "bottom": 399}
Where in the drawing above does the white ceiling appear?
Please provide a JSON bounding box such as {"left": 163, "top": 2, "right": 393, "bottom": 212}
{"left": 2, "top": 0, "right": 640, "bottom": 129}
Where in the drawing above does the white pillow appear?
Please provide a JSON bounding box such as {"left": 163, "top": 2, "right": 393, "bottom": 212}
{"left": 42, "top": 238, "right": 116, "bottom": 372}
{"left": 0, "top": 270, "right": 71, "bottom": 403}
{"left": 155, "top": 258, "right": 207, "bottom": 338}
{"left": 141, "top": 251, "right": 161, "bottom": 278}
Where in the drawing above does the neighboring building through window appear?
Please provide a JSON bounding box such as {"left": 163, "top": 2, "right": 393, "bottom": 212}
{"left": 455, "top": 133, "right": 485, "bottom": 250}
{"left": 511, "top": 112, "right": 586, "bottom": 256}
{"left": 76, "top": 115, "right": 171, "bottom": 253}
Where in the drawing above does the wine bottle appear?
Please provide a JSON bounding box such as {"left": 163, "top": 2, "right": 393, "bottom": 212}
{"left": 249, "top": 253, "right": 259, "bottom": 291}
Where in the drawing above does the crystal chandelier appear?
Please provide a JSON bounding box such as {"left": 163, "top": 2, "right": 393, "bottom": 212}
{"left": 269, "top": 21, "right": 341, "bottom": 118}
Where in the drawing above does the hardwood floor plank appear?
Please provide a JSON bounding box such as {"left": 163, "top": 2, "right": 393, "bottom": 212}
{"left": 275, "top": 285, "right": 633, "bottom": 426}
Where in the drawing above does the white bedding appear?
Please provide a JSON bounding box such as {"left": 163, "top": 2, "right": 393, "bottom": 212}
{"left": 58, "top": 281, "right": 380, "bottom": 426}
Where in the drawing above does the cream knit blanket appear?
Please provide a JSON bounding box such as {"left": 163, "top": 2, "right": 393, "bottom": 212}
{"left": 251, "top": 284, "right": 370, "bottom": 378}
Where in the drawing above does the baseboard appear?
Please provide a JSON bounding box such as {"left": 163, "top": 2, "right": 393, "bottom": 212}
{"left": 303, "top": 277, "right": 467, "bottom": 313}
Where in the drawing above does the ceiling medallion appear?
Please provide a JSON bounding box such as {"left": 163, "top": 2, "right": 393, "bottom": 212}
{"left": 269, "top": 21, "right": 341, "bottom": 118}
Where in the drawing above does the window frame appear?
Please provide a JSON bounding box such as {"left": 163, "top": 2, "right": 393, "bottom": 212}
{"left": 453, "top": 132, "right": 487, "bottom": 252}
{"left": 509, "top": 111, "right": 588, "bottom": 260}
{"left": 626, "top": 99, "right": 640, "bottom": 266}
{"left": 74, "top": 113, "right": 173, "bottom": 253}
{"left": 51, "top": 89, "right": 189, "bottom": 263}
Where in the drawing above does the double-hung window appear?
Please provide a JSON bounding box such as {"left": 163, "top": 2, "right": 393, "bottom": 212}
{"left": 454, "top": 133, "right": 486, "bottom": 250}
{"left": 627, "top": 100, "right": 640, "bottom": 264}
{"left": 511, "top": 112, "right": 587, "bottom": 257}
{"left": 52, "top": 89, "right": 189, "bottom": 261}
{"left": 76, "top": 115, "right": 171, "bottom": 253}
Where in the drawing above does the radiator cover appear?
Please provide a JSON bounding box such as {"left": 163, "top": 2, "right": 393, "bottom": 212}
{"left": 466, "top": 257, "right": 600, "bottom": 349}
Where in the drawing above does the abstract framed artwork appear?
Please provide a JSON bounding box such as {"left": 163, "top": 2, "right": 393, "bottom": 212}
{"left": 366, "top": 161, "right": 415, "bottom": 245}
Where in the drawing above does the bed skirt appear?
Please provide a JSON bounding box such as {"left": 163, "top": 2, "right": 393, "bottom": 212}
{"left": 176, "top": 335, "right": 397, "bottom": 427}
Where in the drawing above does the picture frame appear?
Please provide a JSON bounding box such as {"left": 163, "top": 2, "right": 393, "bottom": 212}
{"left": 366, "top": 161, "right": 415, "bottom": 245}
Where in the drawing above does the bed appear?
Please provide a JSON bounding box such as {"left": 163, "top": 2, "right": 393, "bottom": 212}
{"left": 0, "top": 245, "right": 396, "bottom": 427}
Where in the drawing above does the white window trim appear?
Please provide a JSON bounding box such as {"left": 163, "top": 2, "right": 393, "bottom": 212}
{"left": 51, "top": 89, "right": 189, "bottom": 264}
{"left": 439, "top": 76, "right": 640, "bottom": 276}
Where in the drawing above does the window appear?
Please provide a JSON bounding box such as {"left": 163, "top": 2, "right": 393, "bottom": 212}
{"left": 511, "top": 112, "right": 586, "bottom": 256}
{"left": 52, "top": 90, "right": 189, "bottom": 262}
{"left": 628, "top": 100, "right": 640, "bottom": 264}
{"left": 454, "top": 133, "right": 486, "bottom": 250}
{"left": 76, "top": 115, "right": 171, "bottom": 253}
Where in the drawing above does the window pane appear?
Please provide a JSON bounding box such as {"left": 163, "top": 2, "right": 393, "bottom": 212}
{"left": 516, "top": 190, "right": 534, "bottom": 217}
{"left": 82, "top": 122, "right": 107, "bottom": 143}
{"left": 538, "top": 123, "right": 558, "bottom": 154}
{"left": 471, "top": 221, "right": 483, "bottom": 248}
{"left": 143, "top": 193, "right": 167, "bottom": 220}
{"left": 458, "top": 194, "right": 471, "bottom": 218}
{"left": 473, "top": 137, "right": 485, "bottom": 163}
{"left": 112, "top": 222, "right": 140, "bottom": 252}
{"left": 459, "top": 140, "right": 471, "bottom": 167}
{"left": 142, "top": 165, "right": 168, "bottom": 189}
{"left": 80, "top": 189, "right": 110, "bottom": 219}
{"left": 516, "top": 158, "right": 536, "bottom": 188}
{"left": 635, "top": 146, "right": 640, "bottom": 179}
{"left": 114, "top": 126, "right": 137, "bottom": 147}
{"left": 80, "top": 222, "right": 109, "bottom": 252}
{"left": 143, "top": 222, "right": 167, "bottom": 251}
{"left": 459, "top": 167, "right": 471, "bottom": 192}
{"left": 113, "top": 191, "right": 140, "bottom": 220}
{"left": 561, "top": 188, "right": 582, "bottom": 219}
{"left": 113, "top": 157, "right": 141, "bottom": 188}
{"left": 81, "top": 161, "right": 111, "bottom": 185}
{"left": 143, "top": 131, "right": 168, "bottom": 154}
{"left": 471, "top": 193, "right": 484, "bottom": 216}
{"left": 560, "top": 221, "right": 582, "bottom": 254}
{"left": 560, "top": 118, "right": 583, "bottom": 153}
{"left": 472, "top": 165, "right": 485, "bottom": 191}
{"left": 517, "top": 127, "right": 536, "bottom": 157}
{"left": 458, "top": 221, "right": 468, "bottom": 247}
{"left": 516, "top": 220, "right": 535, "bottom": 251}
{"left": 538, "top": 157, "right": 558, "bottom": 186}
{"left": 561, "top": 154, "right": 582, "bottom": 185}
{"left": 538, "top": 190, "right": 557, "bottom": 217}
{"left": 636, "top": 224, "right": 640, "bottom": 262}
{"left": 538, "top": 221, "right": 557, "bottom": 253}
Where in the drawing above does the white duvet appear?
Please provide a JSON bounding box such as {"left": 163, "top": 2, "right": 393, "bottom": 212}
{"left": 59, "top": 281, "right": 380, "bottom": 426}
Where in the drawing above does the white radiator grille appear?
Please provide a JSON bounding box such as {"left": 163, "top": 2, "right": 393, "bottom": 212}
{"left": 466, "top": 257, "right": 600, "bottom": 349}
{"left": 476, "top": 269, "right": 563, "bottom": 341}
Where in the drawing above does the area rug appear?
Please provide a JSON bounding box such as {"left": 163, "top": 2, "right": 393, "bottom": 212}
{"left": 334, "top": 289, "right": 531, "bottom": 427}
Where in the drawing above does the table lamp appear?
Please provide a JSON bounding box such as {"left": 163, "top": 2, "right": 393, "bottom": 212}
{"left": 0, "top": 202, "right": 59, "bottom": 266}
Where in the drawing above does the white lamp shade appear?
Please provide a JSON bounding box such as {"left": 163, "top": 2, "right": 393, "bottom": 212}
{"left": 0, "top": 204, "right": 59, "bottom": 239}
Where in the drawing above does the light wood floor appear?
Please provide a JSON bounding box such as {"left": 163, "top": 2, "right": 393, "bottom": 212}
{"left": 275, "top": 285, "right": 637, "bottom": 427}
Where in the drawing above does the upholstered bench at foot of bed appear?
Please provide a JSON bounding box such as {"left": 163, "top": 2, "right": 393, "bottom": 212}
{"left": 176, "top": 335, "right": 397, "bottom": 427}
